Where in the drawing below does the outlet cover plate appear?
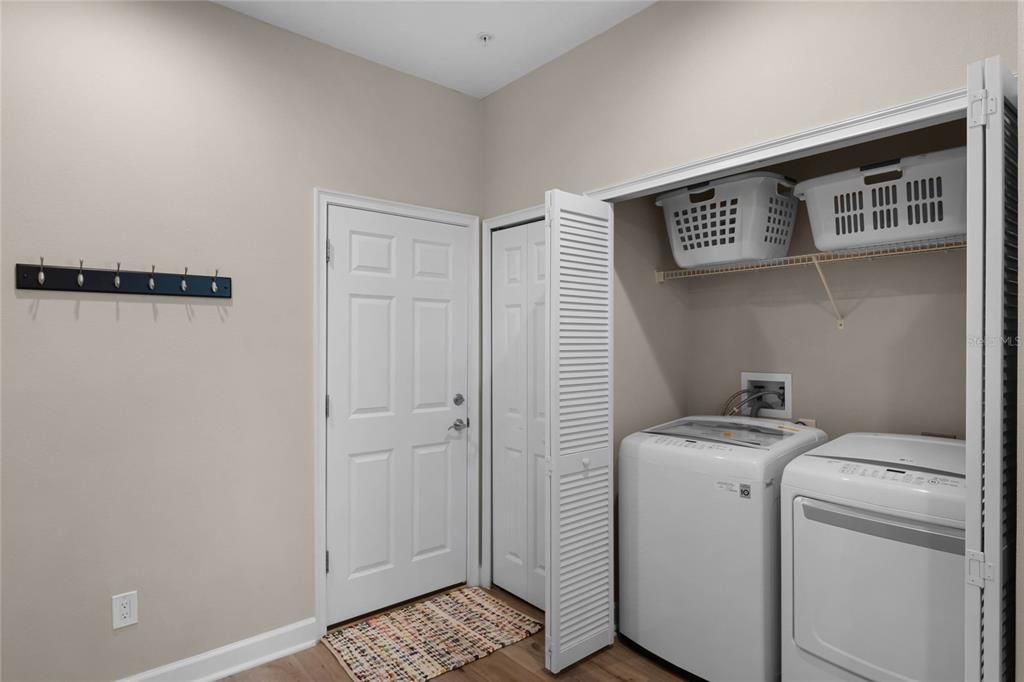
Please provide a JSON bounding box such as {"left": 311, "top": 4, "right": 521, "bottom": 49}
{"left": 112, "top": 591, "right": 138, "bottom": 630}
{"left": 740, "top": 372, "right": 792, "bottom": 419}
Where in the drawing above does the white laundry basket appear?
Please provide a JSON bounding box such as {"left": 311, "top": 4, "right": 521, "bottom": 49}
{"left": 793, "top": 146, "right": 966, "bottom": 252}
{"left": 657, "top": 172, "right": 798, "bottom": 268}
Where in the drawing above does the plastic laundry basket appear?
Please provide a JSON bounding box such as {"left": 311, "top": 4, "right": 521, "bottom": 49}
{"left": 793, "top": 146, "right": 966, "bottom": 252}
{"left": 657, "top": 172, "right": 798, "bottom": 268}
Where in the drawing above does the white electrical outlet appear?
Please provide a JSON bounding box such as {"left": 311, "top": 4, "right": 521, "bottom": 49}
{"left": 112, "top": 591, "right": 138, "bottom": 630}
{"left": 740, "top": 372, "right": 793, "bottom": 419}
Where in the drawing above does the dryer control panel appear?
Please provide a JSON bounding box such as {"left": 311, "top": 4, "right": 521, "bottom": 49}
{"left": 832, "top": 459, "right": 965, "bottom": 489}
{"left": 783, "top": 452, "right": 967, "bottom": 524}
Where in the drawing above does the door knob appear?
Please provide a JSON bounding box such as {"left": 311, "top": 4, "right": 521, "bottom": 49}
{"left": 448, "top": 418, "right": 467, "bottom": 432}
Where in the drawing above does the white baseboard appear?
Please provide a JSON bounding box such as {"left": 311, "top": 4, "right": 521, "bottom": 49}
{"left": 120, "top": 617, "right": 321, "bottom": 682}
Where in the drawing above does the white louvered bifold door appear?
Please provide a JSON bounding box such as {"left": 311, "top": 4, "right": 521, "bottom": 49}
{"left": 965, "top": 55, "right": 1018, "bottom": 682}
{"left": 544, "top": 190, "right": 615, "bottom": 673}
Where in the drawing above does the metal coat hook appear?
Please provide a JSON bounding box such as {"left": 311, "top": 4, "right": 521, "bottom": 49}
{"left": 211, "top": 269, "right": 219, "bottom": 294}
{"left": 77, "top": 260, "right": 85, "bottom": 288}
{"left": 37, "top": 258, "right": 45, "bottom": 286}
{"left": 148, "top": 266, "right": 156, "bottom": 291}
{"left": 180, "top": 267, "right": 189, "bottom": 293}
{"left": 114, "top": 263, "right": 122, "bottom": 289}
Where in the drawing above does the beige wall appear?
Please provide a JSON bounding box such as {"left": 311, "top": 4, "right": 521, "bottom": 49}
{"left": 679, "top": 252, "right": 967, "bottom": 438}
{"left": 1, "top": 2, "right": 481, "bottom": 680}
{"left": 481, "top": 1, "right": 1017, "bottom": 217}
{"left": 1, "top": 1, "right": 1017, "bottom": 680}
{"left": 610, "top": 123, "right": 970, "bottom": 447}
{"left": 613, "top": 199, "right": 689, "bottom": 450}
{"left": 613, "top": 197, "right": 966, "bottom": 444}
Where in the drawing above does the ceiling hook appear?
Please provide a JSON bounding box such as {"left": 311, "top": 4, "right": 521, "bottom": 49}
{"left": 37, "top": 257, "right": 46, "bottom": 286}
{"left": 77, "top": 259, "right": 85, "bottom": 288}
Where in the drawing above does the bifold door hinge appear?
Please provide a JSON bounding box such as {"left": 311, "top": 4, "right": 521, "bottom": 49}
{"left": 326, "top": 394, "right": 331, "bottom": 418}
{"left": 969, "top": 89, "right": 998, "bottom": 128}
{"left": 326, "top": 550, "right": 330, "bottom": 573}
{"left": 966, "top": 549, "right": 993, "bottom": 587}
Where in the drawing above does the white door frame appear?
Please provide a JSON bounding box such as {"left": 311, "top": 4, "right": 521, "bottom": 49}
{"left": 314, "top": 189, "right": 481, "bottom": 635}
{"left": 479, "top": 86, "right": 969, "bottom": 590}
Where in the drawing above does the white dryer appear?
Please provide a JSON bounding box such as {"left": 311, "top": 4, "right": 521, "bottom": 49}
{"left": 781, "top": 433, "right": 966, "bottom": 682}
{"left": 618, "top": 416, "right": 827, "bottom": 682}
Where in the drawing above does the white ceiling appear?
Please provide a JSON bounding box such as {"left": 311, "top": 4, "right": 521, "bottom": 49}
{"left": 219, "top": 1, "right": 653, "bottom": 98}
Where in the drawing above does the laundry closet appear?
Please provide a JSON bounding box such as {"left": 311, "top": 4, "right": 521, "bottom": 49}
{"left": 482, "top": 55, "right": 1016, "bottom": 680}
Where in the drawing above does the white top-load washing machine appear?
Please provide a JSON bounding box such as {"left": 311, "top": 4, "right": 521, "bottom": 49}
{"left": 781, "top": 433, "right": 966, "bottom": 682}
{"left": 618, "top": 415, "right": 827, "bottom": 681}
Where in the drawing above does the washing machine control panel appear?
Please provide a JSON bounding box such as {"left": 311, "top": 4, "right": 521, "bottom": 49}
{"left": 829, "top": 459, "right": 965, "bottom": 489}
{"left": 650, "top": 436, "right": 735, "bottom": 452}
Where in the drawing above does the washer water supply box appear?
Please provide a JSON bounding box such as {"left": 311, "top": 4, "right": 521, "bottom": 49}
{"left": 657, "top": 172, "right": 798, "bottom": 268}
{"left": 793, "top": 146, "right": 966, "bottom": 252}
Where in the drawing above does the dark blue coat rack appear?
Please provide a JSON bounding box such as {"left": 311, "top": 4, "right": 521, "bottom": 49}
{"left": 16, "top": 261, "right": 231, "bottom": 299}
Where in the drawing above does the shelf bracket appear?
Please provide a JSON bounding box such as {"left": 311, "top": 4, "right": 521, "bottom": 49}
{"left": 811, "top": 256, "right": 845, "bottom": 329}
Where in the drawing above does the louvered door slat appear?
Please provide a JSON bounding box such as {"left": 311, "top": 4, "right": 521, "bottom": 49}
{"left": 965, "top": 55, "right": 1017, "bottom": 682}
{"left": 545, "top": 190, "right": 615, "bottom": 674}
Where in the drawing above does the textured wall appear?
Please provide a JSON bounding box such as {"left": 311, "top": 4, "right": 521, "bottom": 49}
{"left": 482, "top": 1, "right": 1016, "bottom": 216}
{"left": 1, "top": 2, "right": 481, "bottom": 679}
{"left": 613, "top": 198, "right": 689, "bottom": 450}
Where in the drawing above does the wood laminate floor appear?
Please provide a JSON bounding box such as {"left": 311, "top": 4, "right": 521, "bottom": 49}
{"left": 227, "top": 587, "right": 688, "bottom": 681}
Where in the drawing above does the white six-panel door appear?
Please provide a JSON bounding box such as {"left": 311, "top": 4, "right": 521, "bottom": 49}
{"left": 326, "top": 204, "right": 470, "bottom": 624}
{"left": 491, "top": 221, "right": 547, "bottom": 609}
{"left": 492, "top": 226, "right": 529, "bottom": 600}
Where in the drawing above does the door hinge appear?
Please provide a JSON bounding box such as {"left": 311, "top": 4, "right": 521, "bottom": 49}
{"left": 969, "top": 89, "right": 998, "bottom": 128}
{"left": 966, "top": 549, "right": 993, "bottom": 587}
{"left": 326, "top": 239, "right": 333, "bottom": 264}
{"left": 326, "top": 394, "right": 331, "bottom": 418}
{"left": 326, "top": 550, "right": 330, "bottom": 573}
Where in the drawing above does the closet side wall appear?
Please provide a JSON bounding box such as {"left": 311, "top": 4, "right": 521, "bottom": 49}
{"left": 482, "top": 1, "right": 1017, "bottom": 217}
{"left": 613, "top": 199, "right": 689, "bottom": 450}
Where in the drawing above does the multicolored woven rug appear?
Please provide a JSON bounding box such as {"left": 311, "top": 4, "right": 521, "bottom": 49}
{"left": 321, "top": 586, "right": 542, "bottom": 682}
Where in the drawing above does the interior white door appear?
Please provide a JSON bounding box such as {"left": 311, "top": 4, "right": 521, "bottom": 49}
{"left": 491, "top": 225, "right": 530, "bottom": 601}
{"left": 491, "top": 221, "right": 547, "bottom": 609}
{"left": 326, "top": 204, "right": 470, "bottom": 624}
{"left": 545, "top": 190, "right": 615, "bottom": 673}
{"left": 964, "top": 55, "right": 1018, "bottom": 682}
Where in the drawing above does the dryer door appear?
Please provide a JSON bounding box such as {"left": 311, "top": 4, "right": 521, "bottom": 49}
{"left": 792, "top": 497, "right": 964, "bottom": 682}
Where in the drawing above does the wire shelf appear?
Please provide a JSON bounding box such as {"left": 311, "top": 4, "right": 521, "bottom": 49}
{"left": 655, "top": 238, "right": 966, "bottom": 282}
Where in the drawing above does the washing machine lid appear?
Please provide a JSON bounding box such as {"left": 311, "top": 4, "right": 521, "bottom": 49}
{"left": 644, "top": 417, "right": 796, "bottom": 450}
{"left": 805, "top": 432, "right": 965, "bottom": 477}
